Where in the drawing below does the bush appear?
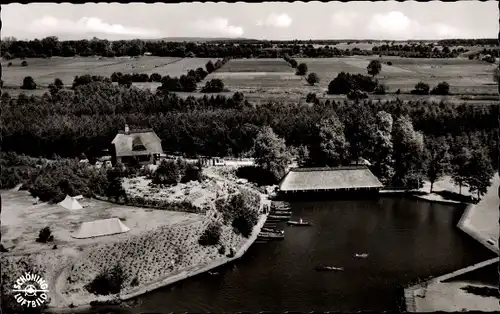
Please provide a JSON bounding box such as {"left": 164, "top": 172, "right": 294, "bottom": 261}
{"left": 21, "top": 76, "right": 37, "bottom": 90}
{"left": 347, "top": 89, "right": 369, "bottom": 101}
{"left": 21, "top": 60, "right": 28, "bottom": 67}
{"left": 216, "top": 189, "right": 260, "bottom": 238}
{"left": 306, "top": 72, "right": 319, "bottom": 85}
{"left": 85, "top": 264, "right": 126, "bottom": 296}
{"left": 387, "top": 61, "right": 393, "bottom": 66}
{"left": 374, "top": 84, "right": 387, "bottom": 95}
{"left": 180, "top": 163, "right": 203, "bottom": 183}
{"left": 396, "top": 88, "right": 401, "bottom": 94}
{"left": 431, "top": 81, "right": 450, "bottom": 95}
{"left": 289, "top": 59, "right": 298, "bottom": 68}
{"left": 201, "top": 79, "right": 225, "bottom": 93}
{"left": 36, "top": 227, "right": 54, "bottom": 243}
{"left": 218, "top": 245, "right": 226, "bottom": 255}
{"left": 235, "top": 165, "right": 277, "bottom": 186}
{"left": 411, "top": 81, "right": 430, "bottom": 95}
{"left": 7, "top": 62, "right": 12, "bottom": 67}
{"left": 152, "top": 159, "right": 180, "bottom": 185}
{"left": 130, "top": 277, "right": 139, "bottom": 287}
{"left": 149, "top": 73, "right": 162, "bottom": 82}
{"left": 29, "top": 159, "right": 108, "bottom": 203}
{"left": 198, "top": 221, "right": 222, "bottom": 246}
{"left": 327, "top": 72, "right": 378, "bottom": 94}
{"left": 296, "top": 63, "right": 308, "bottom": 76}
{"left": 306, "top": 92, "right": 317, "bottom": 104}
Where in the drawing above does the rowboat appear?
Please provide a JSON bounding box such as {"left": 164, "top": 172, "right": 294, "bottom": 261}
{"left": 258, "top": 232, "right": 284, "bottom": 240}
{"left": 262, "top": 227, "right": 284, "bottom": 233}
{"left": 287, "top": 218, "right": 311, "bottom": 226}
{"left": 268, "top": 215, "right": 290, "bottom": 220}
{"left": 315, "top": 266, "right": 344, "bottom": 272}
{"left": 354, "top": 253, "right": 369, "bottom": 258}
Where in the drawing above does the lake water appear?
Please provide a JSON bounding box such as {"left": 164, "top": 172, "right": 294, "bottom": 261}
{"left": 113, "top": 197, "right": 495, "bottom": 312}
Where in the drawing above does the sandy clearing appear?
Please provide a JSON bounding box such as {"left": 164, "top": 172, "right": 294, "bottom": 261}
{"left": 413, "top": 281, "right": 499, "bottom": 311}
{"left": 1, "top": 190, "right": 204, "bottom": 253}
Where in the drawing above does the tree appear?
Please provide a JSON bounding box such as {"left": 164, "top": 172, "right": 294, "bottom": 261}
{"left": 347, "top": 89, "right": 368, "bottom": 101}
{"left": 296, "top": 63, "right": 308, "bottom": 76}
{"left": 451, "top": 147, "right": 472, "bottom": 195}
{"left": 411, "top": 81, "right": 430, "bottom": 95}
{"left": 54, "top": 78, "right": 64, "bottom": 89}
{"left": 198, "top": 221, "right": 222, "bottom": 246}
{"left": 425, "top": 137, "right": 451, "bottom": 193}
{"left": 464, "top": 148, "right": 494, "bottom": 200}
{"left": 306, "top": 72, "right": 319, "bottom": 86}
{"left": 430, "top": 81, "right": 450, "bottom": 95}
{"left": 21, "top": 76, "right": 37, "bottom": 90}
{"left": 314, "top": 115, "right": 349, "bottom": 166}
{"left": 367, "top": 60, "right": 382, "bottom": 77}
{"left": 106, "top": 167, "right": 126, "bottom": 201}
{"left": 289, "top": 59, "right": 298, "bottom": 68}
{"left": 392, "top": 116, "right": 425, "bottom": 188}
{"left": 493, "top": 68, "right": 499, "bottom": 83}
{"left": 21, "top": 60, "right": 28, "bottom": 67}
{"left": 201, "top": 78, "right": 224, "bottom": 93}
{"left": 372, "top": 111, "right": 394, "bottom": 184}
{"left": 374, "top": 83, "right": 386, "bottom": 95}
{"left": 306, "top": 92, "right": 317, "bottom": 103}
{"left": 149, "top": 73, "right": 162, "bottom": 82}
{"left": 253, "top": 126, "right": 292, "bottom": 181}
{"left": 206, "top": 60, "right": 215, "bottom": 73}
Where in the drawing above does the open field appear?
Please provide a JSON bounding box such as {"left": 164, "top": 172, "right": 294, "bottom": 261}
{"left": 1, "top": 56, "right": 217, "bottom": 88}
{"left": 144, "top": 57, "right": 216, "bottom": 77}
{"left": 4, "top": 56, "right": 498, "bottom": 104}
{"left": 0, "top": 190, "right": 204, "bottom": 253}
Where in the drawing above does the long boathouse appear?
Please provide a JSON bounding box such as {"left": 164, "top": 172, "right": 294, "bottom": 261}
{"left": 279, "top": 166, "right": 384, "bottom": 199}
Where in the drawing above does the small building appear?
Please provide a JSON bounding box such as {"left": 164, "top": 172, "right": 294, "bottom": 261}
{"left": 71, "top": 218, "right": 130, "bottom": 239}
{"left": 111, "top": 124, "right": 164, "bottom": 166}
{"left": 279, "top": 166, "right": 383, "bottom": 196}
{"left": 144, "top": 52, "right": 152, "bottom": 56}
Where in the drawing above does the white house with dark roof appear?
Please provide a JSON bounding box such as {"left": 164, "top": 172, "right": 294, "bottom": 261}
{"left": 111, "top": 124, "right": 164, "bottom": 165}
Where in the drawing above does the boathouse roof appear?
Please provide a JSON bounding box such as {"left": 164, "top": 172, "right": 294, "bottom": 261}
{"left": 279, "top": 166, "right": 383, "bottom": 192}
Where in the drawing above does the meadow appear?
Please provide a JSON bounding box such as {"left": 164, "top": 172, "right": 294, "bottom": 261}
{"left": 3, "top": 53, "right": 498, "bottom": 103}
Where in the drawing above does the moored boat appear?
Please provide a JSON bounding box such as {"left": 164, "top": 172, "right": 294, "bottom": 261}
{"left": 262, "top": 227, "right": 284, "bottom": 233}
{"left": 268, "top": 215, "right": 290, "bottom": 220}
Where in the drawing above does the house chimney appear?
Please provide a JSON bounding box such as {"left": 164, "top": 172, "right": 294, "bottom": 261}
{"left": 125, "top": 124, "right": 130, "bottom": 134}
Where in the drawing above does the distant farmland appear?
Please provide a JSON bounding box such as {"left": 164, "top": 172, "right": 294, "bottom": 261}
{"left": 1, "top": 56, "right": 216, "bottom": 88}
{"left": 3, "top": 54, "right": 498, "bottom": 103}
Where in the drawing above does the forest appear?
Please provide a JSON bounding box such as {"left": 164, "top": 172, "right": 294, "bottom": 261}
{"left": 1, "top": 36, "right": 476, "bottom": 60}
{"left": 1, "top": 79, "right": 497, "bottom": 198}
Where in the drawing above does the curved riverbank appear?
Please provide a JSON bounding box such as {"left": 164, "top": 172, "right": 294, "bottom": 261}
{"left": 120, "top": 214, "right": 267, "bottom": 301}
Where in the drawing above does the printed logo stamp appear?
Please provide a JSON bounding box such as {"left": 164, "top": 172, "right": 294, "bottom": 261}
{"left": 12, "top": 272, "right": 49, "bottom": 308}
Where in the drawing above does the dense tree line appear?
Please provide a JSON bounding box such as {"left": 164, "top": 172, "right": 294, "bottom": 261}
{"left": 437, "top": 39, "right": 497, "bottom": 46}
{"left": 1, "top": 81, "right": 497, "bottom": 190}
{"left": 1, "top": 36, "right": 473, "bottom": 60}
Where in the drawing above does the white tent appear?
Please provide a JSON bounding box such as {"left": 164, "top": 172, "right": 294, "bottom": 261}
{"left": 58, "top": 195, "right": 83, "bottom": 210}
{"left": 71, "top": 218, "right": 130, "bottom": 239}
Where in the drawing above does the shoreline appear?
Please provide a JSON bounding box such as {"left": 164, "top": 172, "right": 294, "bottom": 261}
{"left": 404, "top": 257, "right": 499, "bottom": 312}
{"left": 46, "top": 199, "right": 268, "bottom": 313}
{"left": 457, "top": 204, "right": 499, "bottom": 255}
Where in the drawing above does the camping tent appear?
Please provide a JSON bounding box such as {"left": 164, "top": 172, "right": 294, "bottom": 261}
{"left": 71, "top": 218, "right": 130, "bottom": 239}
{"left": 58, "top": 195, "right": 83, "bottom": 210}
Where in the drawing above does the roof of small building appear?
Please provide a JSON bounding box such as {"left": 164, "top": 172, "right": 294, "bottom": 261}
{"left": 279, "top": 166, "right": 383, "bottom": 192}
{"left": 112, "top": 129, "right": 163, "bottom": 157}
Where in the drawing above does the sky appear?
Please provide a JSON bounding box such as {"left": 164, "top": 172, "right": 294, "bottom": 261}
{"left": 1, "top": 2, "right": 497, "bottom": 41}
